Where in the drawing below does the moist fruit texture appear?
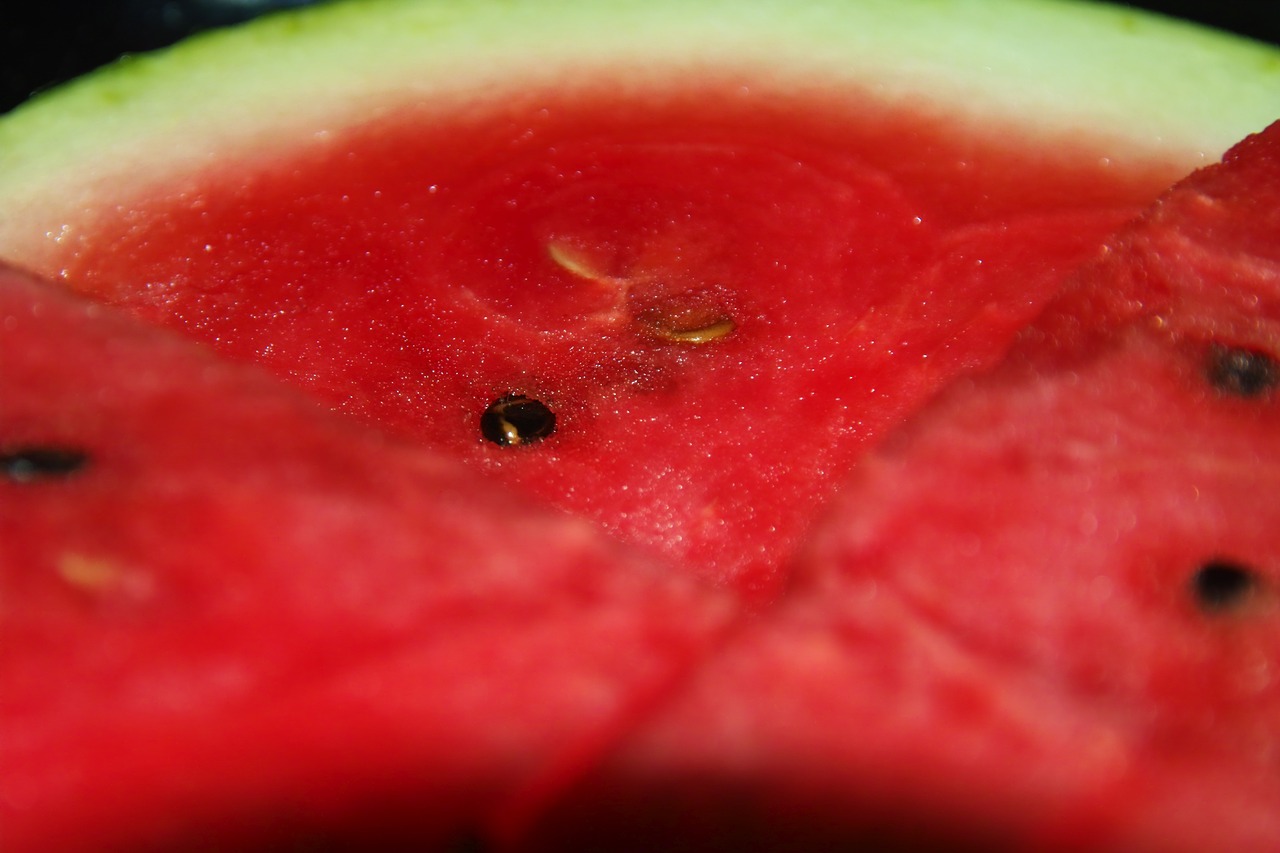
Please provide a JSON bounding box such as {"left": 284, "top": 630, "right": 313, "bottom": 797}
{"left": 1, "top": 0, "right": 1279, "bottom": 850}
{"left": 0, "top": 262, "right": 737, "bottom": 852}
{"left": 17, "top": 93, "right": 1178, "bottom": 603}
{"left": 522, "top": 120, "right": 1280, "bottom": 853}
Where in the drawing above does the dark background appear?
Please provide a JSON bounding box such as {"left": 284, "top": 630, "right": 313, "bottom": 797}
{"left": 1, "top": 1, "right": 1278, "bottom": 114}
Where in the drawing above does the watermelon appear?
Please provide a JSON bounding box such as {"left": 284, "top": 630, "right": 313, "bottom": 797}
{"left": 1, "top": 0, "right": 1279, "bottom": 849}
{"left": 522, "top": 120, "right": 1280, "bottom": 853}
{"left": 1, "top": 260, "right": 742, "bottom": 851}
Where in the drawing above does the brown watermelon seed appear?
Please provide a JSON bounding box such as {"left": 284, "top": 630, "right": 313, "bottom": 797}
{"left": 1, "top": 446, "right": 89, "bottom": 482}
{"left": 1206, "top": 344, "right": 1278, "bottom": 397}
{"left": 480, "top": 395, "right": 557, "bottom": 447}
{"left": 1191, "top": 560, "right": 1258, "bottom": 612}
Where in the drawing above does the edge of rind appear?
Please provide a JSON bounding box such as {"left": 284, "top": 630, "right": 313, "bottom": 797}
{"left": 0, "top": 0, "right": 1277, "bottom": 270}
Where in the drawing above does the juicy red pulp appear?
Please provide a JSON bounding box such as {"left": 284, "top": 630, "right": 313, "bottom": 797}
{"left": 7, "top": 54, "right": 1280, "bottom": 851}
{"left": 58, "top": 84, "right": 1184, "bottom": 602}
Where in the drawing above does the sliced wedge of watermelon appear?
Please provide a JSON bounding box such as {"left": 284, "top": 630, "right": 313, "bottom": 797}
{"left": 0, "top": 265, "right": 740, "bottom": 851}
{"left": 518, "top": 121, "right": 1280, "bottom": 853}
{"left": 3, "top": 0, "right": 1277, "bottom": 602}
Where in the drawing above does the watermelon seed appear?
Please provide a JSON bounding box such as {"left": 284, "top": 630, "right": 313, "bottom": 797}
{"left": 1, "top": 446, "right": 89, "bottom": 482}
{"left": 480, "top": 395, "right": 557, "bottom": 446}
{"left": 57, "top": 553, "right": 124, "bottom": 593}
{"left": 1191, "top": 560, "right": 1258, "bottom": 611}
{"left": 546, "top": 240, "right": 613, "bottom": 282}
{"left": 1206, "top": 344, "right": 1277, "bottom": 397}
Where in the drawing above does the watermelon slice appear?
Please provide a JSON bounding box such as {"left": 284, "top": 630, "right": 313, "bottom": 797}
{"left": 2, "top": 0, "right": 1276, "bottom": 603}
{"left": 0, "top": 261, "right": 738, "bottom": 850}
{"left": 520, "top": 120, "right": 1280, "bottom": 852}
{"left": 1, "top": 0, "right": 1279, "bottom": 850}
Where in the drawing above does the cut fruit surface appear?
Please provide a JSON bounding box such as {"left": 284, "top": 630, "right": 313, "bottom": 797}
{"left": 2, "top": 0, "right": 1280, "bottom": 850}
{"left": 3, "top": 0, "right": 1277, "bottom": 598}
{"left": 27, "top": 97, "right": 1165, "bottom": 598}
{"left": 0, "top": 263, "right": 736, "bottom": 852}
{"left": 522, "top": 120, "right": 1280, "bottom": 853}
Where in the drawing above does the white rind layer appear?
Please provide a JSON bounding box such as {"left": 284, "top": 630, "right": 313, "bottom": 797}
{"left": 0, "top": 0, "right": 1277, "bottom": 271}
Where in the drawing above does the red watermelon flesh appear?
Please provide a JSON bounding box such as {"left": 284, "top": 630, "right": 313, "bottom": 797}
{"left": 51, "top": 93, "right": 1162, "bottom": 603}
{"left": 5, "top": 121, "right": 1277, "bottom": 852}
{"left": 1, "top": 14, "right": 1277, "bottom": 849}
{"left": 517, "top": 123, "right": 1280, "bottom": 852}
{"left": 0, "top": 264, "right": 739, "bottom": 851}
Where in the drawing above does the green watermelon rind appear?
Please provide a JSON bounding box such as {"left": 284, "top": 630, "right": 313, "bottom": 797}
{"left": 0, "top": 0, "right": 1277, "bottom": 271}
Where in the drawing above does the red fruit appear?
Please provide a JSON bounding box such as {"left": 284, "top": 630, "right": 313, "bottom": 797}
{"left": 6, "top": 2, "right": 1272, "bottom": 606}
{"left": 521, "top": 122, "right": 1280, "bottom": 852}
{"left": 0, "top": 265, "right": 735, "bottom": 851}
{"left": 7, "top": 97, "right": 1165, "bottom": 604}
{"left": 2, "top": 1, "right": 1279, "bottom": 850}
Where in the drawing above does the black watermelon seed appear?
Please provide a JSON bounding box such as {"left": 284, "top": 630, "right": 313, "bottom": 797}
{"left": 480, "top": 395, "right": 556, "bottom": 447}
{"left": 1, "top": 447, "right": 90, "bottom": 482}
{"left": 1206, "top": 344, "right": 1278, "bottom": 397}
{"left": 1191, "top": 560, "right": 1258, "bottom": 611}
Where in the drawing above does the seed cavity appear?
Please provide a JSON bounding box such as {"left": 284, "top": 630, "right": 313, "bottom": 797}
{"left": 546, "top": 241, "right": 612, "bottom": 283}
{"left": 56, "top": 552, "right": 154, "bottom": 601}
{"left": 2, "top": 446, "right": 89, "bottom": 482}
{"left": 480, "top": 395, "right": 557, "bottom": 447}
{"left": 545, "top": 238, "right": 739, "bottom": 343}
{"left": 1191, "top": 559, "right": 1258, "bottom": 612}
{"left": 637, "top": 302, "right": 736, "bottom": 345}
{"left": 1206, "top": 344, "right": 1278, "bottom": 397}
{"left": 57, "top": 553, "right": 123, "bottom": 592}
